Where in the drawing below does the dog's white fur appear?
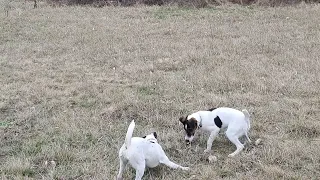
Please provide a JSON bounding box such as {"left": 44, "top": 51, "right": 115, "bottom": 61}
{"left": 117, "top": 120, "right": 189, "bottom": 180}
{"left": 185, "top": 107, "right": 251, "bottom": 157}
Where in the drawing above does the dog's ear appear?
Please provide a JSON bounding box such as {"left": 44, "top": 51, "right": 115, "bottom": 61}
{"left": 142, "top": 135, "right": 146, "bottom": 138}
{"left": 153, "top": 132, "right": 157, "bottom": 139}
{"left": 179, "top": 116, "right": 187, "bottom": 124}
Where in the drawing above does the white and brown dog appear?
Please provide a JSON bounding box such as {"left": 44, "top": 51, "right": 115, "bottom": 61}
{"left": 179, "top": 107, "right": 251, "bottom": 157}
{"left": 117, "top": 120, "right": 189, "bottom": 180}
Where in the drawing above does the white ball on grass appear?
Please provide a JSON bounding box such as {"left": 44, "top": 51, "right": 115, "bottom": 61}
{"left": 255, "top": 138, "right": 262, "bottom": 146}
{"left": 208, "top": 155, "right": 217, "bottom": 163}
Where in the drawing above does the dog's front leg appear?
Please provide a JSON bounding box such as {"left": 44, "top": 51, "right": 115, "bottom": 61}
{"left": 204, "top": 128, "right": 220, "bottom": 153}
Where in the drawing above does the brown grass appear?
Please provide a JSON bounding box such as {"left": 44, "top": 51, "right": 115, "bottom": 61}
{"left": 1, "top": 1, "right": 320, "bottom": 179}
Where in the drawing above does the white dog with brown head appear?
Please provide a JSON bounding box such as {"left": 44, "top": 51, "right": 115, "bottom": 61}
{"left": 179, "top": 107, "right": 251, "bottom": 157}
{"left": 117, "top": 120, "right": 189, "bottom": 180}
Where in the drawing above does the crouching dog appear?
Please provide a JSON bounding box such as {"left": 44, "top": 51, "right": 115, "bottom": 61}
{"left": 117, "top": 120, "right": 189, "bottom": 180}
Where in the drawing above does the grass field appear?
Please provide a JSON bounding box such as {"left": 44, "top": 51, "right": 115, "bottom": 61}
{"left": 1, "top": 1, "right": 320, "bottom": 179}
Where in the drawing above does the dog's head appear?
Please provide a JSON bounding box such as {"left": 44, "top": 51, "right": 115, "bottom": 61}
{"left": 142, "top": 132, "right": 158, "bottom": 143}
{"left": 179, "top": 116, "right": 199, "bottom": 144}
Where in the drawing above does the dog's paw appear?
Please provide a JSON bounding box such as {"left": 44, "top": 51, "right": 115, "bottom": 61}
{"left": 181, "top": 167, "right": 190, "bottom": 171}
{"left": 204, "top": 149, "right": 211, "bottom": 153}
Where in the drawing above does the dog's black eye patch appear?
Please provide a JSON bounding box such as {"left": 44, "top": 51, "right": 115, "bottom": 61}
{"left": 142, "top": 136, "right": 146, "bottom": 138}
{"left": 214, "top": 116, "right": 222, "bottom": 128}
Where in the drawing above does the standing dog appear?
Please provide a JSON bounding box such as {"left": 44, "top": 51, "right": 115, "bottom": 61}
{"left": 117, "top": 120, "right": 189, "bottom": 180}
{"left": 179, "top": 107, "right": 251, "bottom": 157}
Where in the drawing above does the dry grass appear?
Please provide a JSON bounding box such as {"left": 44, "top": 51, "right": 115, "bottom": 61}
{"left": 1, "top": 1, "right": 320, "bottom": 179}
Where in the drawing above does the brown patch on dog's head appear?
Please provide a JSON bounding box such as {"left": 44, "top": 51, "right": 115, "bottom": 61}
{"left": 184, "top": 118, "right": 198, "bottom": 137}
{"left": 179, "top": 115, "right": 199, "bottom": 143}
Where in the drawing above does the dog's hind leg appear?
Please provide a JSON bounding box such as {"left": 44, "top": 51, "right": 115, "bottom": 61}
{"left": 160, "top": 157, "right": 189, "bottom": 171}
{"left": 133, "top": 161, "right": 145, "bottom": 180}
{"left": 117, "top": 157, "right": 128, "bottom": 180}
{"left": 226, "top": 131, "right": 244, "bottom": 157}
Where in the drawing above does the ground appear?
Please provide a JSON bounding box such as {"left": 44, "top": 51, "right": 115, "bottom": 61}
{"left": 0, "top": 1, "right": 320, "bottom": 179}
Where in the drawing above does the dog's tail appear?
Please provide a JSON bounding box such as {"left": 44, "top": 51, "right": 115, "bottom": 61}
{"left": 125, "top": 120, "right": 135, "bottom": 148}
{"left": 242, "top": 109, "right": 251, "bottom": 143}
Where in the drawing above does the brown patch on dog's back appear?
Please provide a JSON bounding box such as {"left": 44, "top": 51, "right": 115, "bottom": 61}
{"left": 207, "top": 108, "right": 217, "bottom": 111}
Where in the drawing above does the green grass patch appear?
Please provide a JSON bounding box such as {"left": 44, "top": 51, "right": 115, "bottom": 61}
{"left": 0, "top": 121, "right": 13, "bottom": 128}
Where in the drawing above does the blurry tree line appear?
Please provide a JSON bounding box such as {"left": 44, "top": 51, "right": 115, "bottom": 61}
{"left": 46, "top": 0, "right": 320, "bottom": 7}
